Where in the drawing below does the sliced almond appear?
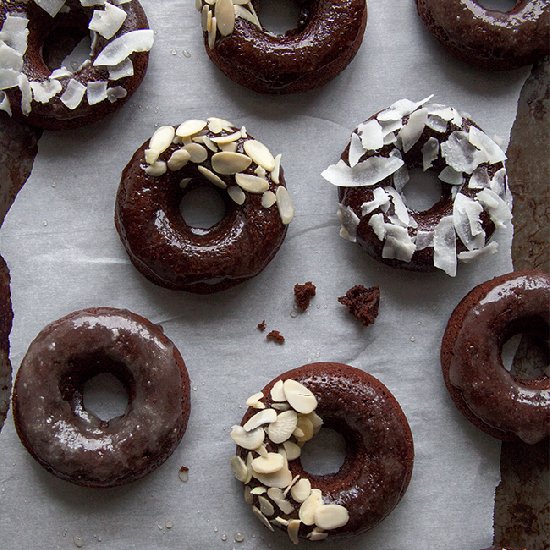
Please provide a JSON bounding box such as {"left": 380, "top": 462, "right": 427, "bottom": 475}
{"left": 148, "top": 126, "right": 176, "bottom": 157}
{"left": 305, "top": 411, "right": 323, "bottom": 435}
{"left": 234, "top": 4, "right": 260, "bottom": 27}
{"left": 211, "top": 130, "right": 242, "bottom": 144}
{"left": 227, "top": 185, "right": 246, "bottom": 205}
{"left": 246, "top": 391, "right": 265, "bottom": 409}
{"left": 272, "top": 516, "right": 289, "bottom": 528}
{"left": 272, "top": 402, "right": 290, "bottom": 411}
{"left": 294, "top": 416, "right": 314, "bottom": 444}
{"left": 214, "top": 0, "right": 235, "bottom": 36}
{"left": 255, "top": 166, "right": 267, "bottom": 178}
{"left": 314, "top": 504, "right": 349, "bottom": 530}
{"left": 252, "top": 453, "right": 284, "bottom": 474}
{"left": 244, "top": 485, "right": 253, "bottom": 505}
{"left": 291, "top": 478, "right": 311, "bottom": 503}
{"left": 258, "top": 495, "right": 275, "bottom": 517}
{"left": 267, "top": 487, "right": 285, "bottom": 501}
{"left": 202, "top": 135, "right": 218, "bottom": 152}
{"left": 256, "top": 464, "right": 292, "bottom": 489}
{"left": 208, "top": 117, "right": 233, "bottom": 134}
{"left": 298, "top": 489, "right": 323, "bottom": 526}
{"left": 201, "top": 5, "right": 209, "bottom": 30}
{"left": 243, "top": 139, "right": 276, "bottom": 171}
{"left": 230, "top": 425, "right": 264, "bottom": 450}
{"left": 236, "top": 173, "right": 269, "bottom": 193}
{"left": 275, "top": 186, "right": 295, "bottom": 225}
{"left": 250, "top": 486, "right": 267, "bottom": 495}
{"left": 287, "top": 520, "right": 301, "bottom": 545}
{"left": 167, "top": 148, "right": 191, "bottom": 171}
{"left": 241, "top": 126, "right": 247, "bottom": 138}
{"left": 230, "top": 455, "right": 248, "bottom": 482}
{"left": 183, "top": 143, "right": 208, "bottom": 164}
{"left": 268, "top": 410, "right": 298, "bottom": 444}
{"left": 283, "top": 380, "right": 317, "bottom": 414}
{"left": 180, "top": 177, "right": 192, "bottom": 189}
{"left": 206, "top": 8, "right": 213, "bottom": 32}
{"left": 268, "top": 493, "right": 294, "bottom": 515}
{"left": 256, "top": 444, "right": 268, "bottom": 458}
{"left": 244, "top": 451, "right": 254, "bottom": 484}
{"left": 270, "top": 380, "right": 286, "bottom": 402}
{"left": 208, "top": 16, "right": 217, "bottom": 49}
{"left": 260, "top": 191, "right": 276, "bottom": 209}
{"left": 243, "top": 408, "right": 277, "bottom": 432}
{"left": 211, "top": 152, "right": 252, "bottom": 175}
{"left": 219, "top": 141, "right": 237, "bottom": 153}
{"left": 282, "top": 441, "right": 301, "bottom": 461}
{"left": 144, "top": 160, "right": 167, "bottom": 176}
{"left": 271, "top": 153, "right": 282, "bottom": 184}
{"left": 252, "top": 506, "right": 274, "bottom": 532}
{"left": 307, "top": 528, "right": 328, "bottom": 541}
{"left": 197, "top": 165, "right": 226, "bottom": 188}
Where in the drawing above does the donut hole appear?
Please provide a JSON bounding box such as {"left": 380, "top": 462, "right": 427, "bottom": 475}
{"left": 299, "top": 428, "right": 347, "bottom": 475}
{"left": 501, "top": 316, "right": 550, "bottom": 380}
{"left": 475, "top": 0, "right": 520, "bottom": 12}
{"left": 401, "top": 169, "right": 444, "bottom": 212}
{"left": 179, "top": 184, "right": 227, "bottom": 232}
{"left": 83, "top": 373, "right": 130, "bottom": 422}
{"left": 257, "top": 0, "right": 306, "bottom": 35}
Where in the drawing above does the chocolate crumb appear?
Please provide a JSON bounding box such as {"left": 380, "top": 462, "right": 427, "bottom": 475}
{"left": 294, "top": 281, "right": 317, "bottom": 312}
{"left": 338, "top": 285, "right": 380, "bottom": 327}
{"left": 266, "top": 330, "right": 285, "bottom": 344}
{"left": 257, "top": 320, "right": 266, "bottom": 332}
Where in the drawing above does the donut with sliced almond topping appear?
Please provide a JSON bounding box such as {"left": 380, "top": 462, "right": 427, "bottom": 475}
{"left": 322, "top": 96, "right": 512, "bottom": 276}
{"left": 0, "top": 0, "right": 153, "bottom": 130}
{"left": 230, "top": 362, "right": 414, "bottom": 542}
{"left": 115, "top": 118, "right": 294, "bottom": 293}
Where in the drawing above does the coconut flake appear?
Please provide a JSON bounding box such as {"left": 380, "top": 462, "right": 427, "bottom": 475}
{"left": 94, "top": 29, "right": 154, "bottom": 66}
{"left": 89, "top": 3, "right": 127, "bottom": 39}
{"left": 387, "top": 94, "right": 434, "bottom": 118}
{"left": 382, "top": 224, "right": 416, "bottom": 262}
{"left": 433, "top": 216, "right": 457, "bottom": 276}
{"left": 441, "top": 131, "right": 478, "bottom": 174}
{"left": 0, "top": 91, "right": 11, "bottom": 115}
{"left": 468, "top": 166, "right": 490, "bottom": 189}
{"left": 0, "top": 69, "right": 21, "bottom": 90}
{"left": 489, "top": 168, "right": 507, "bottom": 198}
{"left": 361, "top": 187, "right": 390, "bottom": 216}
{"left": 106, "top": 85, "right": 126, "bottom": 102}
{"left": 357, "top": 119, "right": 384, "bottom": 151}
{"left": 0, "top": 14, "right": 29, "bottom": 54}
{"left": 439, "top": 166, "right": 463, "bottom": 186}
{"left": 0, "top": 43, "right": 23, "bottom": 72}
{"left": 393, "top": 165, "right": 410, "bottom": 193}
{"left": 458, "top": 241, "right": 498, "bottom": 263}
{"left": 86, "top": 80, "right": 108, "bottom": 105}
{"left": 33, "top": 0, "right": 66, "bottom": 17}
{"left": 468, "top": 126, "right": 506, "bottom": 164}
{"left": 385, "top": 187, "right": 409, "bottom": 226}
{"left": 337, "top": 204, "right": 360, "bottom": 242}
{"left": 426, "top": 114, "right": 448, "bottom": 134}
{"left": 476, "top": 188, "right": 512, "bottom": 229}
{"left": 108, "top": 58, "right": 133, "bottom": 80}
{"left": 322, "top": 155, "right": 404, "bottom": 188}
{"left": 422, "top": 137, "right": 439, "bottom": 171}
{"left": 348, "top": 132, "right": 364, "bottom": 167}
{"left": 453, "top": 192, "right": 485, "bottom": 251}
{"left": 17, "top": 73, "right": 32, "bottom": 114}
{"left": 30, "top": 79, "right": 62, "bottom": 103}
{"left": 50, "top": 66, "right": 73, "bottom": 79}
{"left": 398, "top": 108, "right": 428, "bottom": 153}
{"left": 415, "top": 230, "right": 433, "bottom": 251}
{"left": 368, "top": 213, "right": 386, "bottom": 240}
{"left": 60, "top": 78, "right": 86, "bottom": 109}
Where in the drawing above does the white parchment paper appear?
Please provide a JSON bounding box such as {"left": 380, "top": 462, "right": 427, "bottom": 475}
{"left": 0, "top": 1, "right": 531, "bottom": 548}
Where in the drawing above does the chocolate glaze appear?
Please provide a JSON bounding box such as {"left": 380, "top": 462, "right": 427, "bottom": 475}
{"left": 115, "top": 125, "right": 288, "bottom": 294}
{"left": 12, "top": 307, "right": 191, "bottom": 488}
{"left": 205, "top": 0, "right": 367, "bottom": 94}
{"left": 416, "top": 0, "right": 549, "bottom": 70}
{"left": 339, "top": 109, "right": 500, "bottom": 272}
{"left": 441, "top": 271, "right": 550, "bottom": 444}
{"left": 0, "top": 255, "right": 13, "bottom": 433}
{"left": 1, "top": 0, "right": 150, "bottom": 131}
{"left": 238, "top": 362, "right": 414, "bottom": 538}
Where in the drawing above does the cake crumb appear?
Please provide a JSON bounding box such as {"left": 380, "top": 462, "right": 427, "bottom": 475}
{"left": 294, "top": 281, "right": 316, "bottom": 312}
{"left": 179, "top": 466, "right": 189, "bottom": 482}
{"left": 338, "top": 285, "right": 380, "bottom": 327}
{"left": 266, "top": 330, "right": 285, "bottom": 345}
{"left": 257, "top": 320, "right": 266, "bottom": 332}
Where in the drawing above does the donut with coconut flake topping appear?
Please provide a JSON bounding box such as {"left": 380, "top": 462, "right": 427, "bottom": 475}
{"left": 0, "top": 0, "right": 153, "bottom": 130}
{"left": 195, "top": 0, "right": 368, "bottom": 94}
{"left": 322, "top": 96, "right": 512, "bottom": 276}
{"left": 115, "top": 118, "right": 293, "bottom": 293}
{"left": 231, "top": 363, "right": 414, "bottom": 542}
{"left": 0, "top": 255, "right": 13, "bottom": 433}
{"left": 416, "top": 0, "right": 549, "bottom": 70}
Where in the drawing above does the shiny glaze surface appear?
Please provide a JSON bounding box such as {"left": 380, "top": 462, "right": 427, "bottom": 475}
{"left": 12, "top": 307, "right": 190, "bottom": 487}
{"left": 416, "top": 0, "right": 549, "bottom": 69}
{"left": 207, "top": 0, "right": 367, "bottom": 94}
{"left": 1, "top": 0, "right": 150, "bottom": 130}
{"left": 0, "top": 255, "right": 13, "bottom": 432}
{"left": 239, "top": 363, "right": 414, "bottom": 537}
{"left": 441, "top": 271, "right": 550, "bottom": 444}
{"left": 115, "top": 127, "right": 287, "bottom": 293}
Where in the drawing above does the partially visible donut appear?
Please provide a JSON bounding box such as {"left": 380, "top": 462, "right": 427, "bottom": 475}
{"left": 12, "top": 307, "right": 191, "bottom": 488}
{"left": 416, "top": 0, "right": 549, "bottom": 70}
{"left": 196, "top": 0, "right": 368, "bottom": 94}
{"left": 230, "top": 362, "right": 414, "bottom": 542}
{"left": 116, "top": 118, "right": 294, "bottom": 293}
{"left": 322, "top": 96, "right": 512, "bottom": 276}
{"left": 0, "top": 0, "right": 153, "bottom": 130}
{"left": 441, "top": 270, "right": 550, "bottom": 444}
{"left": 0, "top": 254, "right": 13, "bottom": 433}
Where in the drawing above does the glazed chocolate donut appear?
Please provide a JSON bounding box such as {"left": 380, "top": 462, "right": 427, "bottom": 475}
{"left": 230, "top": 362, "right": 414, "bottom": 542}
{"left": 322, "top": 96, "right": 512, "bottom": 276}
{"left": 195, "top": 0, "right": 367, "bottom": 94}
{"left": 116, "top": 118, "right": 293, "bottom": 293}
{"left": 0, "top": 0, "right": 153, "bottom": 130}
{"left": 0, "top": 255, "right": 13, "bottom": 433}
{"left": 441, "top": 271, "right": 550, "bottom": 444}
{"left": 12, "top": 307, "right": 191, "bottom": 487}
{"left": 416, "top": 0, "right": 549, "bottom": 70}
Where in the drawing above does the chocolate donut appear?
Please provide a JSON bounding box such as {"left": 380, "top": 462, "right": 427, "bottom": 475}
{"left": 322, "top": 96, "right": 512, "bottom": 276}
{"left": 416, "top": 0, "right": 549, "bottom": 70}
{"left": 0, "top": 0, "right": 153, "bottom": 130}
{"left": 12, "top": 307, "right": 191, "bottom": 488}
{"left": 116, "top": 118, "right": 293, "bottom": 293}
{"left": 195, "top": 0, "right": 367, "bottom": 94}
{"left": 441, "top": 271, "right": 550, "bottom": 444}
{"left": 0, "top": 255, "right": 13, "bottom": 433}
{"left": 230, "top": 362, "right": 414, "bottom": 542}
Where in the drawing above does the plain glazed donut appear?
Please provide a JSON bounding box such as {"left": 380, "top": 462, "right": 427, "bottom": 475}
{"left": 441, "top": 271, "right": 550, "bottom": 444}
{"left": 416, "top": 0, "right": 549, "bottom": 70}
{"left": 115, "top": 118, "right": 293, "bottom": 293}
{"left": 0, "top": 255, "right": 13, "bottom": 433}
{"left": 195, "top": 0, "right": 368, "bottom": 94}
{"left": 12, "top": 307, "right": 191, "bottom": 488}
{"left": 322, "top": 96, "right": 512, "bottom": 276}
{"left": 0, "top": 0, "right": 153, "bottom": 130}
{"left": 230, "top": 362, "right": 414, "bottom": 542}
